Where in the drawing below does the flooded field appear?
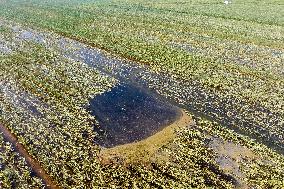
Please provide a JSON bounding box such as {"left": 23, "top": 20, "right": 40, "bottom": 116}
{"left": 0, "top": 0, "right": 284, "bottom": 188}
{"left": 3, "top": 21, "right": 282, "bottom": 153}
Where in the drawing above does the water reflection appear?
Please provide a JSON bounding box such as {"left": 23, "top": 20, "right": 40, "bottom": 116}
{"left": 89, "top": 83, "right": 181, "bottom": 147}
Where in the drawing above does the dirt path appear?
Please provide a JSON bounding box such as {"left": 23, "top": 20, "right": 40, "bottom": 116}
{"left": 0, "top": 123, "right": 61, "bottom": 189}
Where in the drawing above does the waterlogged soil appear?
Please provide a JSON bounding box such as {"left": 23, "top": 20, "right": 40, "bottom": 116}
{"left": 209, "top": 137, "right": 256, "bottom": 188}
{"left": 89, "top": 83, "right": 181, "bottom": 147}
{"left": 1, "top": 20, "right": 283, "bottom": 153}
{"left": 0, "top": 124, "right": 60, "bottom": 189}
{"left": 0, "top": 81, "right": 46, "bottom": 118}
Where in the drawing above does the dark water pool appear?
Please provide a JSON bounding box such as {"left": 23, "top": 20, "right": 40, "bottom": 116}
{"left": 89, "top": 83, "right": 181, "bottom": 148}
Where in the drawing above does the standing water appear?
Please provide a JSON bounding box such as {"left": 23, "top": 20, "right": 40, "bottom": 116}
{"left": 89, "top": 83, "right": 181, "bottom": 147}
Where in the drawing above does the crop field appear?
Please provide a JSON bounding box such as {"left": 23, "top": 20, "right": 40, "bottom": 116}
{"left": 0, "top": 0, "right": 283, "bottom": 188}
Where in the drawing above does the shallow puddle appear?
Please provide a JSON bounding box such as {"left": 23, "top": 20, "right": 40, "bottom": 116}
{"left": 89, "top": 83, "right": 181, "bottom": 147}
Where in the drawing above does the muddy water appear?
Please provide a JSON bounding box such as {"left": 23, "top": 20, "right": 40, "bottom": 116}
{"left": 89, "top": 83, "right": 181, "bottom": 147}
{"left": 2, "top": 21, "right": 284, "bottom": 153}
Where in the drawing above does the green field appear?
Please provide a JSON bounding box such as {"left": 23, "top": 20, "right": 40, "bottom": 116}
{"left": 0, "top": 0, "right": 283, "bottom": 188}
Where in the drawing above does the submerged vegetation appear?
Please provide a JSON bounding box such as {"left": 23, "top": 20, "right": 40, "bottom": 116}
{"left": 0, "top": 134, "right": 45, "bottom": 188}
{"left": 0, "top": 0, "right": 283, "bottom": 188}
